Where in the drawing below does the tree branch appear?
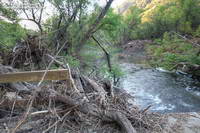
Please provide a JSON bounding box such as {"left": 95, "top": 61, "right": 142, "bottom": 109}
{"left": 76, "top": 0, "right": 114, "bottom": 53}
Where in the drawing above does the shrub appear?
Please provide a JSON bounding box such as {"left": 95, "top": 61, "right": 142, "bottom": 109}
{"left": 194, "top": 25, "right": 200, "bottom": 37}
{"left": 146, "top": 33, "right": 199, "bottom": 69}
{"left": 0, "top": 21, "right": 26, "bottom": 47}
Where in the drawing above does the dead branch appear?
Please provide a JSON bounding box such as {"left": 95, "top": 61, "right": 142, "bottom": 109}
{"left": 92, "top": 36, "right": 112, "bottom": 72}
{"left": 50, "top": 91, "right": 137, "bottom": 133}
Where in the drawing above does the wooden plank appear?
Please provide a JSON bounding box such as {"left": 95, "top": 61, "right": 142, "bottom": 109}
{"left": 0, "top": 69, "right": 69, "bottom": 83}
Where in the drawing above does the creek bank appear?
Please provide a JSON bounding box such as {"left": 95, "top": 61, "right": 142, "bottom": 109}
{"left": 118, "top": 40, "right": 152, "bottom": 64}
{"left": 119, "top": 39, "right": 200, "bottom": 80}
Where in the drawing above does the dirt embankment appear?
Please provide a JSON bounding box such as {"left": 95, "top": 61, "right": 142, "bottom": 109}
{"left": 118, "top": 40, "right": 152, "bottom": 64}
{"left": 121, "top": 40, "right": 152, "bottom": 54}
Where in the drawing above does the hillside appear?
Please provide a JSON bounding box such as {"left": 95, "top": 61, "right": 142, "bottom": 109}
{"left": 116, "top": 0, "right": 177, "bottom": 22}
{"left": 116, "top": 0, "right": 152, "bottom": 12}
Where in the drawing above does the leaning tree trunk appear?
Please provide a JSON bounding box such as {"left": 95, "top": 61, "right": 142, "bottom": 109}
{"left": 76, "top": 0, "right": 114, "bottom": 54}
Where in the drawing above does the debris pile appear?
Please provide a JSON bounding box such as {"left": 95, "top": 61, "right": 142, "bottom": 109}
{"left": 122, "top": 40, "right": 152, "bottom": 54}
{"left": 0, "top": 64, "right": 164, "bottom": 133}
{"left": 0, "top": 35, "right": 47, "bottom": 70}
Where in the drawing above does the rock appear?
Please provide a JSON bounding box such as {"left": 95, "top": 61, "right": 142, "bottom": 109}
{"left": 163, "top": 113, "right": 200, "bottom": 133}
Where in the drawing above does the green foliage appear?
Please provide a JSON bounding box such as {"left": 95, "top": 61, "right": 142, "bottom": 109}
{"left": 194, "top": 26, "right": 200, "bottom": 37}
{"left": 146, "top": 33, "right": 200, "bottom": 69}
{"left": 125, "top": 6, "right": 143, "bottom": 26}
{"left": 65, "top": 55, "right": 80, "bottom": 67}
{"left": 43, "top": 2, "right": 125, "bottom": 81}
{"left": 0, "top": 3, "right": 17, "bottom": 20}
{"left": 100, "top": 63, "right": 124, "bottom": 80}
{"left": 110, "top": 64, "right": 124, "bottom": 79}
{"left": 80, "top": 44, "right": 102, "bottom": 62}
{"left": 123, "top": 6, "right": 143, "bottom": 40}
{"left": 92, "top": 6, "right": 143, "bottom": 43}
{"left": 134, "top": 22, "right": 156, "bottom": 39}
{"left": 96, "top": 8, "right": 132, "bottom": 45}
{"left": 179, "top": 0, "right": 200, "bottom": 28}
{"left": 133, "top": 0, "right": 200, "bottom": 70}
{"left": 45, "top": 0, "right": 97, "bottom": 53}
{"left": 0, "top": 21, "right": 26, "bottom": 47}
{"left": 101, "top": 9, "right": 124, "bottom": 42}
{"left": 125, "top": 0, "right": 200, "bottom": 39}
{"left": 136, "top": 2, "right": 183, "bottom": 38}
{"left": 152, "top": 3, "right": 182, "bottom": 35}
{"left": 102, "top": 9, "right": 122, "bottom": 31}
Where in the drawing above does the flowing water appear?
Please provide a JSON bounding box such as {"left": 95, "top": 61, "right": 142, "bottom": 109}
{"left": 119, "top": 56, "right": 200, "bottom": 113}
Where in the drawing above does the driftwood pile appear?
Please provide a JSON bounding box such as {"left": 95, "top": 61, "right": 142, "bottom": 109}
{"left": 1, "top": 35, "right": 47, "bottom": 70}
{"left": 0, "top": 64, "right": 163, "bottom": 133}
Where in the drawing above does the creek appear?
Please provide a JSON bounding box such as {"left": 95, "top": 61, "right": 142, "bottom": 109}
{"left": 119, "top": 52, "right": 200, "bottom": 113}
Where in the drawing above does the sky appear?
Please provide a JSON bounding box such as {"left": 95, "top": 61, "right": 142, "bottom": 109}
{"left": 98, "top": 0, "right": 124, "bottom": 8}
